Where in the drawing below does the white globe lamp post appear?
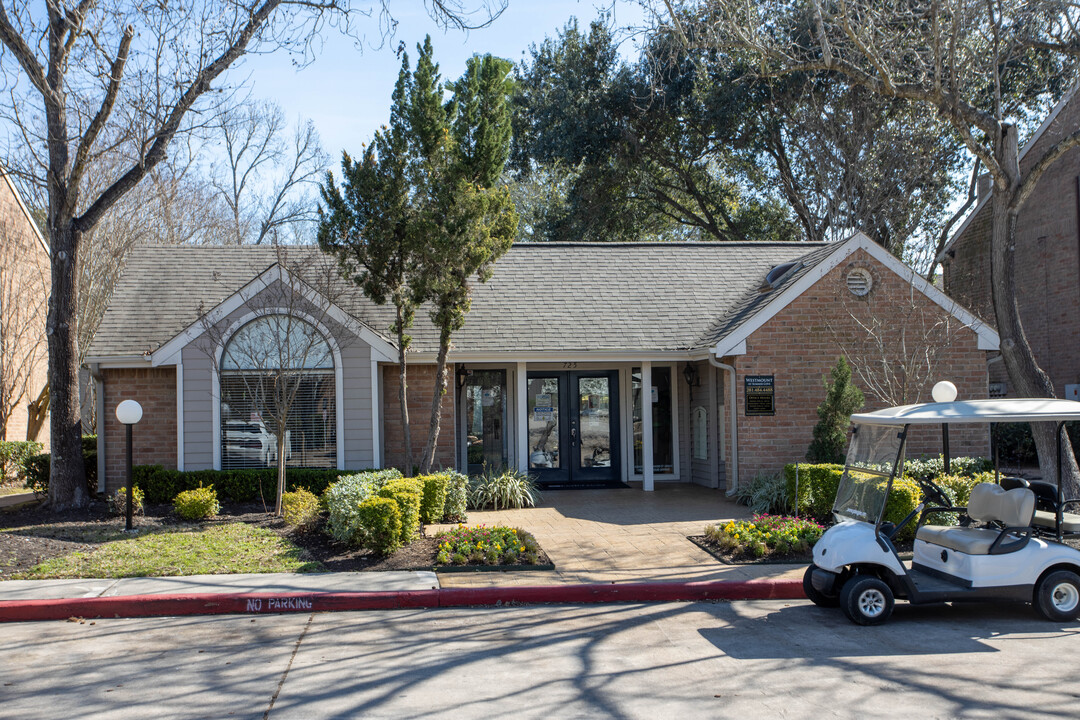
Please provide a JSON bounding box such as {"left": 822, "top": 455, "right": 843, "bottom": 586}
{"left": 116, "top": 400, "right": 143, "bottom": 531}
{"left": 930, "top": 381, "right": 958, "bottom": 473}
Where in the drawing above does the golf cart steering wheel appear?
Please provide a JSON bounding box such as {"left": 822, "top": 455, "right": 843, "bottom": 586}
{"left": 919, "top": 478, "right": 951, "bottom": 508}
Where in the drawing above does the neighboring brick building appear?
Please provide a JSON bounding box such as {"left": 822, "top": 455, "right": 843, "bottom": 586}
{"left": 940, "top": 85, "right": 1080, "bottom": 399}
{"left": 0, "top": 166, "right": 50, "bottom": 447}
{"left": 86, "top": 235, "right": 997, "bottom": 493}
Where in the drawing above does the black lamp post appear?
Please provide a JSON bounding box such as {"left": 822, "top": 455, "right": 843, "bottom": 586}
{"left": 931, "top": 381, "right": 958, "bottom": 474}
{"left": 115, "top": 399, "right": 143, "bottom": 531}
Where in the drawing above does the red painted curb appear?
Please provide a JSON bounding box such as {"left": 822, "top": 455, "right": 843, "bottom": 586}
{"left": 0, "top": 579, "right": 804, "bottom": 623}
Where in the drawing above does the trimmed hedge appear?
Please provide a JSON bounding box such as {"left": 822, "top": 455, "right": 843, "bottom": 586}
{"left": 323, "top": 469, "right": 404, "bottom": 544}
{"left": 784, "top": 463, "right": 845, "bottom": 522}
{"left": 416, "top": 473, "right": 449, "bottom": 525}
{"left": 355, "top": 497, "right": 403, "bottom": 556}
{"left": 281, "top": 488, "right": 320, "bottom": 530}
{"left": 377, "top": 478, "right": 423, "bottom": 543}
{"left": 783, "top": 462, "right": 993, "bottom": 540}
{"left": 174, "top": 486, "right": 220, "bottom": 520}
{"left": 22, "top": 435, "right": 98, "bottom": 497}
{"left": 133, "top": 466, "right": 369, "bottom": 505}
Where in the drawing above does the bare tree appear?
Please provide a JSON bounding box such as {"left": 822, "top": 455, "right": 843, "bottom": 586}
{"left": 0, "top": 0, "right": 505, "bottom": 510}
{"left": 824, "top": 275, "right": 959, "bottom": 407}
{"left": 653, "top": 0, "right": 1080, "bottom": 494}
{"left": 0, "top": 213, "right": 48, "bottom": 441}
{"left": 195, "top": 247, "right": 350, "bottom": 515}
{"left": 209, "top": 100, "right": 329, "bottom": 245}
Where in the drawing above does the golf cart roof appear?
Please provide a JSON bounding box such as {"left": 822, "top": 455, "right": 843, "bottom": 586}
{"left": 850, "top": 398, "right": 1080, "bottom": 426}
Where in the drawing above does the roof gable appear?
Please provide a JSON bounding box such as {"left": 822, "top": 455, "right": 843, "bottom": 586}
{"left": 713, "top": 232, "right": 999, "bottom": 357}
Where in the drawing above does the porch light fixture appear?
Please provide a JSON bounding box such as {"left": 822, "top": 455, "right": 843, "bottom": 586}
{"left": 456, "top": 365, "right": 471, "bottom": 390}
{"left": 115, "top": 399, "right": 143, "bottom": 532}
{"left": 683, "top": 363, "right": 700, "bottom": 388}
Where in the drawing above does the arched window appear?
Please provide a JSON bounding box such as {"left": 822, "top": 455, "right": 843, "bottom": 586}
{"left": 220, "top": 315, "right": 336, "bottom": 470}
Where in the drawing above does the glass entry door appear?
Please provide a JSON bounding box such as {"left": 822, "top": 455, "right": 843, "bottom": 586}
{"left": 527, "top": 371, "right": 620, "bottom": 486}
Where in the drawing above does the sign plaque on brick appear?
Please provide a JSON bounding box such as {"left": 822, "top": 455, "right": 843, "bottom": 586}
{"left": 744, "top": 375, "right": 775, "bottom": 416}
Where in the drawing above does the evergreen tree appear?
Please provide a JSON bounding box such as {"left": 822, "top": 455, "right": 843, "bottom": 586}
{"left": 806, "top": 357, "right": 865, "bottom": 464}
{"left": 319, "top": 53, "right": 422, "bottom": 473}
{"left": 320, "top": 38, "right": 518, "bottom": 475}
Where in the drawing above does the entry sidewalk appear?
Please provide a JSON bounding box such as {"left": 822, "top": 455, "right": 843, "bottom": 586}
{"left": 429, "top": 484, "right": 806, "bottom": 587}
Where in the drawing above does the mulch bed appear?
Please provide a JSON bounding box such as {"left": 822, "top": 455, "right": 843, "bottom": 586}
{"left": 0, "top": 498, "right": 551, "bottom": 577}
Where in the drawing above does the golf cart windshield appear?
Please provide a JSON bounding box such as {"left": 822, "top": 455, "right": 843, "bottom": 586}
{"left": 833, "top": 423, "right": 907, "bottom": 525}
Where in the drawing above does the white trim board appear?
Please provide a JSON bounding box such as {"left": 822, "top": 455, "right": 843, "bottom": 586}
{"left": 712, "top": 232, "right": 1000, "bottom": 358}
{"left": 151, "top": 263, "right": 397, "bottom": 367}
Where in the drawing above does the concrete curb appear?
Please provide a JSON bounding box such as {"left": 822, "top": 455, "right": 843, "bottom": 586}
{"left": 0, "top": 578, "right": 804, "bottom": 623}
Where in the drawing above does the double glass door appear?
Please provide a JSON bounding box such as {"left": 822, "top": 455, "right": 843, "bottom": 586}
{"left": 526, "top": 371, "right": 620, "bottom": 485}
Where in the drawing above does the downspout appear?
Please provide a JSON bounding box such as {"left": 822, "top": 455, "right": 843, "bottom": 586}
{"left": 89, "top": 363, "right": 106, "bottom": 493}
{"left": 708, "top": 354, "right": 739, "bottom": 497}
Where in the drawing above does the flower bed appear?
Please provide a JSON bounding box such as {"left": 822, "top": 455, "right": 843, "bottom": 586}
{"left": 435, "top": 525, "right": 542, "bottom": 566}
{"left": 701, "top": 514, "right": 825, "bottom": 561}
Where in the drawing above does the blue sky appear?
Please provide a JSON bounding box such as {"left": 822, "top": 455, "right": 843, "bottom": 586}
{"left": 238, "top": 1, "right": 648, "bottom": 159}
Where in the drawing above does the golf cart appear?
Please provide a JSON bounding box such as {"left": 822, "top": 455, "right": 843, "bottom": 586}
{"left": 804, "top": 386, "right": 1080, "bottom": 625}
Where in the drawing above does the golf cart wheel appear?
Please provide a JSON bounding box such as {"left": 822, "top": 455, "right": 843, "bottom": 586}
{"left": 1035, "top": 570, "right": 1080, "bottom": 622}
{"left": 840, "top": 575, "right": 894, "bottom": 626}
{"left": 803, "top": 566, "right": 839, "bottom": 608}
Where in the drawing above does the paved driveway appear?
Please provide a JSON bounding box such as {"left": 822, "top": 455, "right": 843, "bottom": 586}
{"left": 429, "top": 484, "right": 803, "bottom": 586}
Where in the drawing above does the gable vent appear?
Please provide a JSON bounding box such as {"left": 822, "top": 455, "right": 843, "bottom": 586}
{"left": 846, "top": 267, "right": 873, "bottom": 296}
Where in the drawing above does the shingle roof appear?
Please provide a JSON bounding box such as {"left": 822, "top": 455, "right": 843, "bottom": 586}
{"left": 87, "top": 241, "right": 835, "bottom": 359}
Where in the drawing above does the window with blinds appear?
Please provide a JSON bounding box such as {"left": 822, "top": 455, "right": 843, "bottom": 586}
{"left": 219, "top": 315, "right": 337, "bottom": 470}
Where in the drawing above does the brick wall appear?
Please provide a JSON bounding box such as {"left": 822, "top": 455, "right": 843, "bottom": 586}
{"left": 382, "top": 363, "right": 456, "bottom": 472}
{"left": 944, "top": 91, "right": 1080, "bottom": 396}
{"left": 0, "top": 172, "right": 49, "bottom": 446}
{"left": 102, "top": 367, "right": 176, "bottom": 492}
{"left": 734, "top": 248, "right": 989, "bottom": 486}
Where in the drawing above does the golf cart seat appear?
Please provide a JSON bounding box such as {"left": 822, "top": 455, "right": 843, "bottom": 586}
{"left": 1001, "top": 477, "right": 1080, "bottom": 534}
{"left": 916, "top": 483, "right": 1035, "bottom": 555}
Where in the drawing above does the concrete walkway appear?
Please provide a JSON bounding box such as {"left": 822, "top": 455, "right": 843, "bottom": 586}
{"left": 429, "top": 484, "right": 805, "bottom": 587}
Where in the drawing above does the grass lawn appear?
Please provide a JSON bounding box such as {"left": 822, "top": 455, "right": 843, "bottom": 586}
{"left": 0, "top": 484, "right": 30, "bottom": 496}
{"left": 11, "top": 522, "right": 323, "bottom": 579}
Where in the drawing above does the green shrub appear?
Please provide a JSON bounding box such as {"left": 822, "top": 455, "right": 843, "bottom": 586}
{"left": 377, "top": 478, "right": 423, "bottom": 543}
{"left": 468, "top": 468, "right": 539, "bottom": 510}
{"left": 783, "top": 463, "right": 844, "bottom": 521}
{"left": 705, "top": 515, "right": 825, "bottom": 558}
{"left": 441, "top": 471, "right": 469, "bottom": 522}
{"left": 0, "top": 440, "right": 43, "bottom": 483}
{"left": 994, "top": 423, "right": 1038, "bottom": 466}
{"left": 107, "top": 486, "right": 145, "bottom": 517}
{"left": 881, "top": 478, "right": 922, "bottom": 541}
{"left": 416, "top": 474, "right": 449, "bottom": 524}
{"left": 903, "top": 456, "right": 993, "bottom": 482}
{"left": 354, "top": 497, "right": 402, "bottom": 555}
{"left": 173, "top": 486, "right": 220, "bottom": 520}
{"left": 133, "top": 466, "right": 362, "bottom": 505}
{"left": 21, "top": 435, "right": 98, "bottom": 497}
{"left": 734, "top": 471, "right": 790, "bottom": 515}
{"left": 281, "top": 488, "right": 321, "bottom": 530}
{"left": 322, "top": 469, "right": 403, "bottom": 543}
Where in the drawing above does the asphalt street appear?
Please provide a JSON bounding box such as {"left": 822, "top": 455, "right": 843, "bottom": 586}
{"left": 2, "top": 599, "right": 1079, "bottom": 719}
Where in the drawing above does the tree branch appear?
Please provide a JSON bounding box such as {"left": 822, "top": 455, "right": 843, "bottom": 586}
{"left": 1013, "top": 127, "right": 1080, "bottom": 212}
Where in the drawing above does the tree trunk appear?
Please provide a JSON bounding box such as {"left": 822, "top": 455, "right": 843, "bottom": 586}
{"left": 396, "top": 306, "right": 412, "bottom": 475}
{"left": 46, "top": 222, "right": 87, "bottom": 510}
{"left": 991, "top": 124, "right": 1080, "bottom": 496}
{"left": 275, "top": 432, "right": 286, "bottom": 516}
{"left": 419, "top": 330, "right": 451, "bottom": 475}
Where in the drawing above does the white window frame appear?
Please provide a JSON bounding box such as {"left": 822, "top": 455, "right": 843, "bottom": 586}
{"left": 625, "top": 361, "right": 681, "bottom": 482}
{"left": 211, "top": 308, "right": 345, "bottom": 471}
